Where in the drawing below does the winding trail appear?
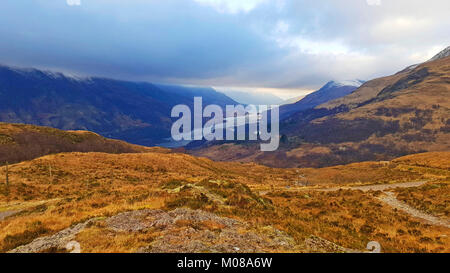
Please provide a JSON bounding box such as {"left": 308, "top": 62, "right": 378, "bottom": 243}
{"left": 377, "top": 192, "right": 450, "bottom": 228}
{"left": 317, "top": 180, "right": 450, "bottom": 229}
{"left": 317, "top": 180, "right": 428, "bottom": 192}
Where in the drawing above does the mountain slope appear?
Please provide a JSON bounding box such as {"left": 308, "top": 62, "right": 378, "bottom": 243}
{"left": 0, "top": 65, "right": 237, "bottom": 146}
{"left": 322, "top": 46, "right": 450, "bottom": 110}
{"left": 155, "top": 84, "right": 237, "bottom": 106}
{"left": 281, "top": 54, "right": 450, "bottom": 166}
{"left": 280, "top": 95, "right": 305, "bottom": 105}
{"left": 190, "top": 49, "right": 450, "bottom": 168}
{"left": 280, "top": 80, "right": 364, "bottom": 119}
{"left": 319, "top": 75, "right": 405, "bottom": 110}
{"left": 429, "top": 46, "right": 450, "bottom": 62}
{"left": 0, "top": 122, "right": 167, "bottom": 165}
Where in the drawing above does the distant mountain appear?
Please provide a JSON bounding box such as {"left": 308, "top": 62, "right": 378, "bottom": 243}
{"left": 190, "top": 48, "right": 450, "bottom": 168}
{"left": 219, "top": 89, "right": 284, "bottom": 105}
{"left": 280, "top": 80, "right": 364, "bottom": 119}
{"left": 155, "top": 84, "right": 237, "bottom": 107}
{"left": 281, "top": 55, "right": 450, "bottom": 157}
{"left": 0, "top": 65, "right": 237, "bottom": 146}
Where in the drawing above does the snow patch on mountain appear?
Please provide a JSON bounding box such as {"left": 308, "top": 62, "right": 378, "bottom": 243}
{"left": 428, "top": 46, "right": 450, "bottom": 62}
{"left": 398, "top": 46, "right": 449, "bottom": 74}
{"left": 328, "top": 80, "right": 365, "bottom": 88}
{"left": 1, "top": 64, "right": 92, "bottom": 83}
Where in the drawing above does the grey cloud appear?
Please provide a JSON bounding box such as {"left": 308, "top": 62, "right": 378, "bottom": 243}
{"left": 0, "top": 0, "right": 448, "bottom": 94}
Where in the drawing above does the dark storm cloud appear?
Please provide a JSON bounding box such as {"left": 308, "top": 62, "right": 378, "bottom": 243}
{"left": 0, "top": 0, "right": 449, "bottom": 95}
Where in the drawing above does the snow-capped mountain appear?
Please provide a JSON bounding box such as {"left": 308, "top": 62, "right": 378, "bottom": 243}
{"left": 428, "top": 46, "right": 450, "bottom": 62}
{"left": 398, "top": 46, "right": 450, "bottom": 74}
{"left": 329, "top": 80, "right": 365, "bottom": 88}
{"left": 279, "top": 80, "right": 364, "bottom": 119}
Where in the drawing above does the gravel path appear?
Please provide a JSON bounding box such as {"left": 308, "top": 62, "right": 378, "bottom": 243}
{"left": 377, "top": 192, "right": 450, "bottom": 228}
{"left": 317, "top": 180, "right": 449, "bottom": 229}
{"left": 318, "top": 180, "right": 428, "bottom": 192}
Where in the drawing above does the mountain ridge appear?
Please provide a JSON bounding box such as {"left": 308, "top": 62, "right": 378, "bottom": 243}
{"left": 0, "top": 64, "right": 238, "bottom": 146}
{"left": 279, "top": 79, "right": 364, "bottom": 119}
{"left": 428, "top": 46, "right": 450, "bottom": 62}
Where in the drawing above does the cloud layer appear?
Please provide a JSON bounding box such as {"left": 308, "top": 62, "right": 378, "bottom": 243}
{"left": 66, "top": 0, "right": 81, "bottom": 6}
{"left": 0, "top": 0, "right": 449, "bottom": 96}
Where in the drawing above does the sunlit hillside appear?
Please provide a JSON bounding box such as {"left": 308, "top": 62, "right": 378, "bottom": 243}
{"left": 0, "top": 122, "right": 168, "bottom": 165}
{"left": 0, "top": 149, "right": 448, "bottom": 253}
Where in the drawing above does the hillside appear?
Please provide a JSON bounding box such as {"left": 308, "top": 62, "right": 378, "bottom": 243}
{"left": 190, "top": 49, "right": 450, "bottom": 168}
{"left": 321, "top": 47, "right": 450, "bottom": 110}
{"left": 0, "top": 151, "right": 448, "bottom": 253}
{"left": 0, "top": 122, "right": 167, "bottom": 165}
{"left": 0, "top": 65, "right": 237, "bottom": 146}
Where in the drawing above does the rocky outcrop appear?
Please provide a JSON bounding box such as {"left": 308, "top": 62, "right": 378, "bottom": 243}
{"left": 8, "top": 208, "right": 296, "bottom": 253}
{"left": 107, "top": 208, "right": 295, "bottom": 253}
{"left": 8, "top": 219, "right": 95, "bottom": 253}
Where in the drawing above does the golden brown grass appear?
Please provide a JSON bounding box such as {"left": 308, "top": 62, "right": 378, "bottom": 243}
{"left": 395, "top": 182, "right": 449, "bottom": 220}
{"left": 76, "top": 221, "right": 161, "bottom": 253}
{"left": 0, "top": 151, "right": 448, "bottom": 253}
{"left": 0, "top": 122, "right": 168, "bottom": 165}
{"left": 393, "top": 152, "right": 450, "bottom": 170}
{"left": 265, "top": 189, "right": 449, "bottom": 253}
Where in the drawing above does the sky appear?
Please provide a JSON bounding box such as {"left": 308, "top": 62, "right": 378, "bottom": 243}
{"left": 0, "top": 0, "right": 449, "bottom": 99}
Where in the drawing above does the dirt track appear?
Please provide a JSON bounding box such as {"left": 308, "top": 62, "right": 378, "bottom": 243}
{"left": 317, "top": 180, "right": 428, "bottom": 192}
{"left": 317, "top": 180, "right": 449, "bottom": 229}
{"left": 377, "top": 192, "right": 450, "bottom": 228}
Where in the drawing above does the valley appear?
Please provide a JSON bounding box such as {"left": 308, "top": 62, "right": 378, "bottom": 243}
{"left": 190, "top": 51, "right": 450, "bottom": 168}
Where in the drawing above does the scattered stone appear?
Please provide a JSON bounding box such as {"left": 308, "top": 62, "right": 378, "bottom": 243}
{"left": 8, "top": 219, "right": 95, "bottom": 253}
